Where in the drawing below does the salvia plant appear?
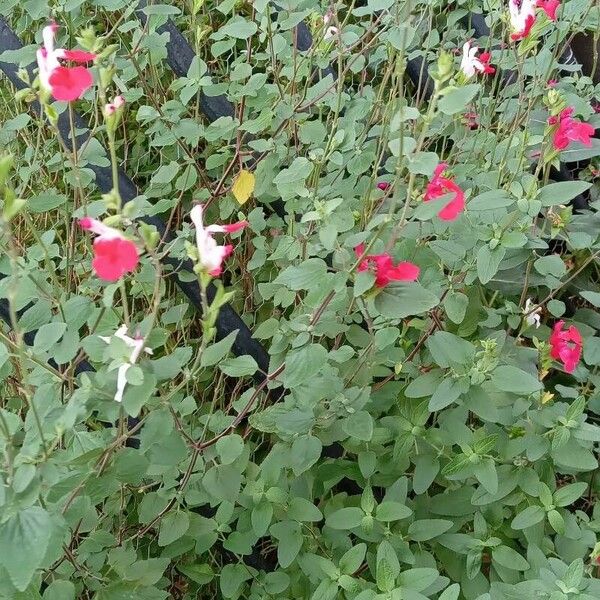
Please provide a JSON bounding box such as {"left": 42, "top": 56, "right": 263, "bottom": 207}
{"left": 0, "top": 0, "right": 599, "bottom": 599}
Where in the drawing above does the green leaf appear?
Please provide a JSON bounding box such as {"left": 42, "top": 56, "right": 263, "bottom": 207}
{"left": 290, "top": 435, "right": 322, "bottom": 476}
{"left": 326, "top": 507, "right": 365, "bottom": 530}
{"left": 274, "top": 258, "right": 328, "bottom": 290}
{"left": 158, "top": 511, "right": 190, "bottom": 547}
{"left": 477, "top": 245, "right": 506, "bottom": 284}
{"left": 538, "top": 181, "right": 592, "bottom": 207}
{"left": 468, "top": 190, "right": 514, "bottom": 211}
{"left": 580, "top": 291, "right": 600, "bottom": 307}
{"left": 375, "top": 501, "right": 412, "bottom": 521}
{"left": 342, "top": 410, "right": 373, "bottom": 441}
{"left": 553, "top": 482, "right": 587, "bottom": 507}
{"left": 427, "top": 331, "right": 476, "bottom": 367}
{"left": 511, "top": 505, "right": 545, "bottom": 529}
{"left": 339, "top": 543, "right": 367, "bottom": 575}
{"left": 413, "top": 455, "right": 440, "bottom": 494}
{"left": 491, "top": 366, "right": 542, "bottom": 394}
{"left": 408, "top": 519, "right": 453, "bottom": 541}
{"left": 270, "top": 521, "right": 303, "bottom": 568}
{"left": 376, "top": 540, "right": 400, "bottom": 593}
{"left": 439, "top": 84, "right": 480, "bottom": 115}
{"left": 375, "top": 284, "right": 439, "bottom": 319}
{"left": 251, "top": 502, "right": 273, "bottom": 537}
{"left": 176, "top": 563, "right": 214, "bottom": 585}
{"left": 287, "top": 498, "right": 322, "bottom": 522}
{"left": 218, "top": 17, "right": 258, "bottom": 39}
{"left": 151, "top": 160, "right": 180, "bottom": 185}
{"left": 282, "top": 344, "right": 328, "bottom": 388}
{"left": 428, "top": 377, "right": 464, "bottom": 411}
{"left": 534, "top": 255, "right": 566, "bottom": 277}
{"left": 216, "top": 434, "right": 245, "bottom": 465}
{"left": 0, "top": 507, "right": 52, "bottom": 591}
{"left": 200, "top": 331, "right": 238, "bottom": 367}
{"left": 34, "top": 322, "right": 66, "bottom": 353}
{"left": 444, "top": 291, "right": 469, "bottom": 324}
{"left": 407, "top": 152, "right": 439, "bottom": 175}
{"left": 43, "top": 580, "right": 76, "bottom": 600}
{"left": 492, "top": 545, "right": 530, "bottom": 571}
{"left": 547, "top": 509, "right": 565, "bottom": 534}
{"left": 398, "top": 568, "right": 439, "bottom": 591}
{"left": 439, "top": 584, "right": 460, "bottom": 600}
{"left": 219, "top": 563, "right": 252, "bottom": 598}
{"left": 473, "top": 458, "right": 498, "bottom": 495}
{"left": 30, "top": 190, "right": 68, "bottom": 213}
{"left": 219, "top": 355, "right": 258, "bottom": 377}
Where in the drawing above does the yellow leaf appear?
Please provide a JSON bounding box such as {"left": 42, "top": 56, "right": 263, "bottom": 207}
{"left": 232, "top": 169, "right": 255, "bottom": 205}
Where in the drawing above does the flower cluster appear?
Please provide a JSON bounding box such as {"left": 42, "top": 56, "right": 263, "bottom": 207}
{"left": 36, "top": 22, "right": 95, "bottom": 102}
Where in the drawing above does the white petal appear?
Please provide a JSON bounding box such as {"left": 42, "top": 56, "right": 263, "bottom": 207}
{"left": 114, "top": 363, "right": 131, "bottom": 403}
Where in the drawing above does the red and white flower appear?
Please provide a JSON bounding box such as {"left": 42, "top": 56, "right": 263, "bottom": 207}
{"left": 79, "top": 217, "right": 139, "bottom": 282}
{"left": 100, "top": 325, "right": 153, "bottom": 403}
{"left": 549, "top": 320, "right": 582, "bottom": 373}
{"left": 424, "top": 163, "right": 466, "bottom": 221}
{"left": 509, "top": 0, "right": 537, "bottom": 40}
{"left": 36, "top": 22, "right": 96, "bottom": 102}
{"left": 355, "top": 244, "right": 419, "bottom": 289}
{"left": 548, "top": 107, "right": 595, "bottom": 151}
{"left": 190, "top": 205, "right": 248, "bottom": 277}
{"left": 460, "top": 41, "right": 495, "bottom": 78}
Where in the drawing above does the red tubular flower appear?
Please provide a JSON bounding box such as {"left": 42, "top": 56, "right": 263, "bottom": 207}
{"left": 549, "top": 320, "right": 582, "bottom": 373}
{"left": 355, "top": 244, "right": 419, "bottom": 288}
{"left": 424, "top": 163, "right": 466, "bottom": 221}
{"left": 536, "top": 0, "right": 560, "bottom": 20}
{"left": 548, "top": 107, "right": 595, "bottom": 151}
{"left": 79, "top": 217, "right": 139, "bottom": 282}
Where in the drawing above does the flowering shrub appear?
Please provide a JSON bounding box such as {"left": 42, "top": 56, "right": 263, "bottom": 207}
{"left": 0, "top": 1, "right": 599, "bottom": 599}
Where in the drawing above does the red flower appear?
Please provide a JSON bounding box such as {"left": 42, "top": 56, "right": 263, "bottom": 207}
{"left": 536, "top": 0, "right": 560, "bottom": 20}
{"left": 79, "top": 217, "right": 139, "bottom": 282}
{"left": 424, "top": 163, "right": 466, "bottom": 221}
{"left": 355, "top": 244, "right": 419, "bottom": 288}
{"left": 377, "top": 182, "right": 390, "bottom": 191}
{"left": 548, "top": 107, "right": 595, "bottom": 151}
{"left": 36, "top": 23, "right": 96, "bottom": 102}
{"left": 549, "top": 321, "right": 582, "bottom": 373}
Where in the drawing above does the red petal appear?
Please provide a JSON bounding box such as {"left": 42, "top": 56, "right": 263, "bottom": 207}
{"left": 222, "top": 220, "right": 248, "bottom": 234}
{"left": 91, "top": 238, "right": 138, "bottom": 282}
{"left": 49, "top": 66, "right": 93, "bottom": 101}
{"left": 61, "top": 49, "right": 96, "bottom": 63}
